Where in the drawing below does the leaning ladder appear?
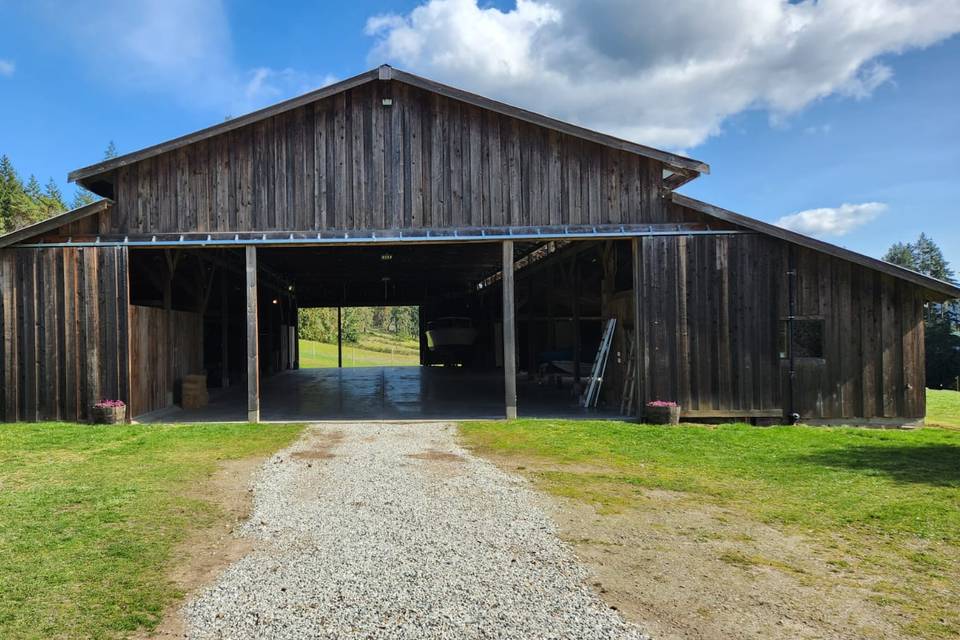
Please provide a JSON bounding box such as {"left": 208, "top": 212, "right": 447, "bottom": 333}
{"left": 581, "top": 318, "right": 617, "bottom": 408}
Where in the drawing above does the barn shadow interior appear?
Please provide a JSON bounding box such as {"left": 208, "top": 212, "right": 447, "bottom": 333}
{"left": 127, "top": 239, "right": 628, "bottom": 422}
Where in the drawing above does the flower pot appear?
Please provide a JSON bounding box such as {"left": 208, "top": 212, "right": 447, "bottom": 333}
{"left": 645, "top": 404, "right": 680, "bottom": 425}
{"left": 91, "top": 405, "right": 126, "bottom": 424}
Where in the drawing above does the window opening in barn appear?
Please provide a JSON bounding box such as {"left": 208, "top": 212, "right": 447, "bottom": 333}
{"left": 779, "top": 318, "right": 825, "bottom": 359}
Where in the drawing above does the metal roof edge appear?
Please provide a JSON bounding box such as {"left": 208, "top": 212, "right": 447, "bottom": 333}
{"left": 672, "top": 192, "right": 960, "bottom": 300}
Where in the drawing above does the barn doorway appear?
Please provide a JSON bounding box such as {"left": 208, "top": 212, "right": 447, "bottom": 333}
{"left": 127, "top": 239, "right": 627, "bottom": 423}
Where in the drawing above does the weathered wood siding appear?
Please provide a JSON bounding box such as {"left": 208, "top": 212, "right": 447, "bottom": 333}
{"left": 128, "top": 305, "right": 202, "bottom": 417}
{"left": 786, "top": 246, "right": 926, "bottom": 420}
{"left": 109, "top": 82, "right": 666, "bottom": 234}
{"left": 0, "top": 247, "right": 130, "bottom": 422}
{"left": 630, "top": 234, "right": 784, "bottom": 416}
{"left": 619, "top": 215, "right": 926, "bottom": 421}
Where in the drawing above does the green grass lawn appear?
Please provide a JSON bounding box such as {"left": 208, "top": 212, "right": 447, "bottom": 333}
{"left": 927, "top": 388, "right": 960, "bottom": 429}
{"left": 0, "top": 422, "right": 303, "bottom": 639}
{"left": 461, "top": 405, "right": 960, "bottom": 638}
{"left": 299, "top": 333, "right": 420, "bottom": 368}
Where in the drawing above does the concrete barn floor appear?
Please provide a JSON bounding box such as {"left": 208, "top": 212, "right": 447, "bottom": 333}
{"left": 137, "top": 366, "right": 617, "bottom": 423}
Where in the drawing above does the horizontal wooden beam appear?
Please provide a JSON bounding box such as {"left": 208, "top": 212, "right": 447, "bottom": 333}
{"left": 17, "top": 223, "right": 752, "bottom": 249}
{"left": 678, "top": 409, "right": 783, "bottom": 418}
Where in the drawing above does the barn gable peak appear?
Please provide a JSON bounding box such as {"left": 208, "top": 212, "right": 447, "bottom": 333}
{"left": 67, "top": 65, "right": 708, "bottom": 196}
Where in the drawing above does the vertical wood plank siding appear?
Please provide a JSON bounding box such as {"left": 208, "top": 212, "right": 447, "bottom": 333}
{"left": 108, "top": 82, "right": 665, "bottom": 234}
{"left": 786, "top": 246, "right": 926, "bottom": 420}
{"left": 0, "top": 247, "right": 130, "bottom": 422}
{"left": 630, "top": 234, "right": 784, "bottom": 415}
{"left": 128, "top": 305, "right": 202, "bottom": 417}
{"left": 624, "top": 232, "right": 925, "bottom": 421}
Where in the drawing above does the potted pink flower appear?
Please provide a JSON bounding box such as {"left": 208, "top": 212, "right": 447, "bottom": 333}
{"left": 645, "top": 400, "right": 680, "bottom": 425}
{"left": 91, "top": 399, "right": 126, "bottom": 424}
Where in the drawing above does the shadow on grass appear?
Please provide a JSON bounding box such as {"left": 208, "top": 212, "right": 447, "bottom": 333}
{"left": 797, "top": 443, "right": 960, "bottom": 486}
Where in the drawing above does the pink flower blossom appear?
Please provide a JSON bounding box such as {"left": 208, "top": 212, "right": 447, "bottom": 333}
{"left": 93, "top": 399, "right": 126, "bottom": 409}
{"left": 646, "top": 400, "right": 678, "bottom": 408}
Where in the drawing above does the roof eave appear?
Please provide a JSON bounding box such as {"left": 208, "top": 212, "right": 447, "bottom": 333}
{"left": 672, "top": 192, "right": 960, "bottom": 301}
{"left": 0, "top": 199, "right": 112, "bottom": 249}
{"left": 68, "top": 68, "right": 382, "bottom": 184}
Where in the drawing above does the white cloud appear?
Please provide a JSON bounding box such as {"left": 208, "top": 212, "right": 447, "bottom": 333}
{"left": 366, "top": 0, "right": 960, "bottom": 150}
{"left": 0, "top": 59, "right": 14, "bottom": 77}
{"left": 776, "top": 202, "right": 887, "bottom": 237}
{"left": 32, "top": 0, "right": 330, "bottom": 116}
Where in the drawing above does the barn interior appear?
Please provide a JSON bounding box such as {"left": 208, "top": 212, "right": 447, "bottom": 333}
{"left": 125, "top": 238, "right": 636, "bottom": 422}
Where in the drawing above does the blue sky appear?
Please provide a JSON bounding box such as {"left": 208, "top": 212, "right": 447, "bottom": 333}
{"left": 1, "top": 1, "right": 958, "bottom": 269}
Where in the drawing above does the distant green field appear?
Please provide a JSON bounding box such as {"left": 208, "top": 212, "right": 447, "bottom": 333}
{"left": 299, "top": 332, "right": 420, "bottom": 368}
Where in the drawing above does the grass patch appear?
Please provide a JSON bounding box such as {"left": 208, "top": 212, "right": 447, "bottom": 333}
{"left": 460, "top": 416, "right": 960, "bottom": 637}
{"left": 0, "top": 422, "right": 303, "bottom": 639}
{"left": 927, "top": 388, "right": 960, "bottom": 429}
{"left": 298, "top": 333, "right": 420, "bottom": 368}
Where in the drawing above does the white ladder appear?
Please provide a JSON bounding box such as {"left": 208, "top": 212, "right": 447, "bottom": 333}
{"left": 581, "top": 318, "right": 617, "bottom": 408}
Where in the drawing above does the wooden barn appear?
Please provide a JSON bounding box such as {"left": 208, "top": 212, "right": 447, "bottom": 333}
{"left": 1, "top": 65, "right": 957, "bottom": 425}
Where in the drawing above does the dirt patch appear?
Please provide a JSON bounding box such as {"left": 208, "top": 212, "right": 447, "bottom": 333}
{"left": 406, "top": 449, "right": 466, "bottom": 463}
{"left": 289, "top": 430, "right": 344, "bottom": 461}
{"left": 133, "top": 456, "right": 265, "bottom": 639}
{"left": 479, "top": 454, "right": 901, "bottom": 640}
{"left": 290, "top": 449, "right": 336, "bottom": 460}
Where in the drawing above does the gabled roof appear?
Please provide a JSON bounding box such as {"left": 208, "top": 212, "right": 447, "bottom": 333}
{"left": 68, "top": 65, "right": 709, "bottom": 193}
{"left": 672, "top": 192, "right": 960, "bottom": 301}
{"left": 0, "top": 199, "right": 111, "bottom": 249}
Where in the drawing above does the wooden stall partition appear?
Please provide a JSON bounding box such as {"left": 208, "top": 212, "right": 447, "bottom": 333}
{"left": 128, "top": 305, "right": 202, "bottom": 417}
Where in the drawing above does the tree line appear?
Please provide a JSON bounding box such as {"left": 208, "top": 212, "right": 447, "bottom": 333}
{"left": 298, "top": 306, "right": 419, "bottom": 344}
{"left": 884, "top": 234, "right": 960, "bottom": 389}
{"left": 0, "top": 144, "right": 115, "bottom": 235}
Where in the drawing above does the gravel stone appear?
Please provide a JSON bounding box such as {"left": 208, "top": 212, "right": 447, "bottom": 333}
{"left": 183, "top": 422, "right": 651, "bottom": 639}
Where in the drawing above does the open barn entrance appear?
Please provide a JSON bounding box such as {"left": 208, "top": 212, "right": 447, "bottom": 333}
{"left": 298, "top": 306, "right": 421, "bottom": 369}
{"left": 126, "top": 238, "right": 631, "bottom": 423}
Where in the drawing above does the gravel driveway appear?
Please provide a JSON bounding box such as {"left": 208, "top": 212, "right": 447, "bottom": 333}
{"left": 184, "top": 422, "right": 649, "bottom": 639}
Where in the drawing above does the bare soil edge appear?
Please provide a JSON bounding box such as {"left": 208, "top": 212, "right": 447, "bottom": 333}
{"left": 476, "top": 453, "right": 903, "bottom": 640}
{"left": 132, "top": 456, "right": 265, "bottom": 640}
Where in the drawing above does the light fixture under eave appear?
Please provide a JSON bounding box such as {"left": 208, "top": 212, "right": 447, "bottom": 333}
{"left": 271, "top": 299, "right": 279, "bottom": 305}
{"left": 380, "top": 252, "right": 393, "bottom": 261}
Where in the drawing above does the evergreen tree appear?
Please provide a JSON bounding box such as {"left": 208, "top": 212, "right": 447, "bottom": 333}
{"left": 43, "top": 178, "right": 66, "bottom": 210}
{"left": 104, "top": 141, "right": 118, "bottom": 160}
{"left": 25, "top": 175, "right": 42, "bottom": 201}
{"left": 884, "top": 234, "right": 960, "bottom": 388}
{"left": 885, "top": 234, "right": 957, "bottom": 284}
{"left": 882, "top": 242, "right": 916, "bottom": 271}
{"left": 71, "top": 188, "right": 98, "bottom": 209}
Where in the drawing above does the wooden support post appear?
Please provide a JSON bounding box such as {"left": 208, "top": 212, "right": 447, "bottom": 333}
{"left": 245, "top": 246, "right": 260, "bottom": 423}
{"left": 503, "top": 240, "right": 518, "bottom": 419}
{"left": 292, "top": 299, "right": 299, "bottom": 370}
{"left": 418, "top": 305, "right": 428, "bottom": 366}
{"left": 163, "top": 250, "right": 180, "bottom": 407}
{"left": 337, "top": 306, "right": 343, "bottom": 368}
{"left": 526, "top": 277, "right": 537, "bottom": 378}
{"left": 631, "top": 238, "right": 644, "bottom": 420}
{"left": 573, "top": 257, "right": 582, "bottom": 383}
{"left": 220, "top": 270, "right": 229, "bottom": 389}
